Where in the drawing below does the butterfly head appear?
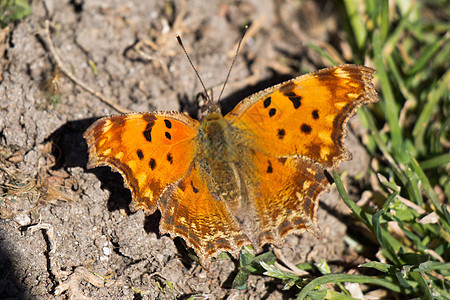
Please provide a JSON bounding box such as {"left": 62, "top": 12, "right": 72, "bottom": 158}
{"left": 199, "top": 95, "right": 222, "bottom": 121}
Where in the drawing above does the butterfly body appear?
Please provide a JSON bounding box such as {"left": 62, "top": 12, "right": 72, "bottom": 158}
{"left": 195, "top": 109, "right": 257, "bottom": 227}
{"left": 84, "top": 65, "right": 378, "bottom": 268}
{"left": 197, "top": 109, "right": 244, "bottom": 164}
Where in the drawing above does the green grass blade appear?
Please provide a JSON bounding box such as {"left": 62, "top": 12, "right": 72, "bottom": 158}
{"left": 419, "top": 154, "right": 450, "bottom": 170}
{"left": 382, "top": 3, "right": 413, "bottom": 58}
{"left": 385, "top": 55, "right": 416, "bottom": 103}
{"left": 407, "top": 38, "right": 446, "bottom": 75}
{"left": 373, "top": 30, "right": 403, "bottom": 160}
{"left": 342, "top": 0, "right": 368, "bottom": 50}
{"left": 434, "top": 116, "right": 450, "bottom": 154}
{"left": 408, "top": 155, "right": 440, "bottom": 212}
{"left": 357, "top": 109, "right": 408, "bottom": 185}
{"left": 305, "top": 42, "right": 340, "bottom": 66}
{"left": 333, "top": 171, "right": 405, "bottom": 264}
{"left": 379, "top": 0, "right": 389, "bottom": 43}
{"left": 332, "top": 171, "right": 364, "bottom": 223}
{"left": 412, "top": 70, "right": 450, "bottom": 154}
{"left": 296, "top": 274, "right": 404, "bottom": 299}
{"left": 373, "top": 209, "right": 402, "bottom": 265}
{"left": 404, "top": 165, "right": 423, "bottom": 206}
{"left": 409, "top": 271, "right": 433, "bottom": 300}
{"left": 419, "top": 262, "right": 450, "bottom": 272}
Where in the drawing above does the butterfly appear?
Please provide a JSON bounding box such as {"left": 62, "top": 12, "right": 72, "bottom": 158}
{"left": 84, "top": 64, "right": 378, "bottom": 269}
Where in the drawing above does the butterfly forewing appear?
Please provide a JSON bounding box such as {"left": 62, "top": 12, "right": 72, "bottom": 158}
{"left": 226, "top": 65, "right": 378, "bottom": 167}
{"left": 84, "top": 112, "right": 198, "bottom": 213}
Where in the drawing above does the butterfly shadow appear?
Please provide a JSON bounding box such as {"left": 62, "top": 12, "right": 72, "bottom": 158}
{"left": 319, "top": 189, "right": 381, "bottom": 261}
{"left": 46, "top": 118, "right": 162, "bottom": 236}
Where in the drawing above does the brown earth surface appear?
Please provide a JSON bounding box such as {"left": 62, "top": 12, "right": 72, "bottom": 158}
{"left": 0, "top": 1, "right": 373, "bottom": 298}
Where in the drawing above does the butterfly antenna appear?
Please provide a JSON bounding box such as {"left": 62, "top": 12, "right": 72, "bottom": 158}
{"left": 176, "top": 35, "right": 211, "bottom": 104}
{"left": 217, "top": 25, "right": 248, "bottom": 103}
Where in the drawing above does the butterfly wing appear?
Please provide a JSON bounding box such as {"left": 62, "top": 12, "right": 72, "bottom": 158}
{"left": 226, "top": 65, "right": 378, "bottom": 167}
{"left": 159, "top": 162, "right": 252, "bottom": 269}
{"left": 225, "top": 65, "right": 378, "bottom": 248}
{"left": 84, "top": 112, "right": 198, "bottom": 214}
{"left": 85, "top": 112, "right": 251, "bottom": 267}
{"left": 245, "top": 150, "right": 328, "bottom": 247}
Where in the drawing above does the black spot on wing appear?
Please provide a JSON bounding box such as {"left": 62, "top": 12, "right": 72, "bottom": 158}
{"left": 167, "top": 153, "right": 173, "bottom": 164}
{"left": 263, "top": 97, "right": 276, "bottom": 117}
{"left": 191, "top": 181, "right": 199, "bottom": 193}
{"left": 269, "top": 108, "right": 276, "bottom": 117}
{"left": 149, "top": 158, "right": 156, "bottom": 170}
{"left": 284, "top": 91, "right": 301, "bottom": 109}
{"left": 312, "top": 110, "right": 319, "bottom": 119}
{"left": 165, "top": 132, "right": 171, "bottom": 140}
{"left": 277, "top": 128, "right": 285, "bottom": 139}
{"left": 263, "top": 97, "right": 271, "bottom": 108}
{"left": 301, "top": 124, "right": 312, "bottom": 134}
{"left": 266, "top": 160, "right": 273, "bottom": 173}
{"left": 164, "top": 119, "right": 172, "bottom": 128}
{"left": 136, "top": 149, "right": 144, "bottom": 160}
{"left": 143, "top": 122, "right": 155, "bottom": 142}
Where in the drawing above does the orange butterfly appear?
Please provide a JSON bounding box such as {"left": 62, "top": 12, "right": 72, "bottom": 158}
{"left": 84, "top": 64, "right": 378, "bottom": 269}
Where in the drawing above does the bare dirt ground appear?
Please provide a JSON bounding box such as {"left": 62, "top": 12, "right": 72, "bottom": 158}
{"left": 1, "top": 1, "right": 373, "bottom": 298}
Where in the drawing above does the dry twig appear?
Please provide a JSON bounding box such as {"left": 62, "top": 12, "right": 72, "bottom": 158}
{"left": 41, "top": 20, "right": 128, "bottom": 114}
{"left": 273, "top": 248, "right": 309, "bottom": 277}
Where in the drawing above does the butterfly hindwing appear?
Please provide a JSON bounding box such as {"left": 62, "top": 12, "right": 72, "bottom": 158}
{"left": 159, "top": 163, "right": 252, "bottom": 269}
{"left": 249, "top": 150, "right": 328, "bottom": 247}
